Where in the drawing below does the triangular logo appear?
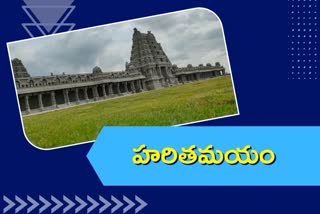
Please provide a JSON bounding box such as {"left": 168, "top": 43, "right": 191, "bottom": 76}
{"left": 22, "top": 0, "right": 76, "bottom": 37}
{"left": 28, "top": 7, "right": 69, "bottom": 32}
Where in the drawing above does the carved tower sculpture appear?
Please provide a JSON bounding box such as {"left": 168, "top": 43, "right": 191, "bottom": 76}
{"left": 126, "top": 28, "right": 177, "bottom": 90}
{"left": 11, "top": 58, "right": 30, "bottom": 78}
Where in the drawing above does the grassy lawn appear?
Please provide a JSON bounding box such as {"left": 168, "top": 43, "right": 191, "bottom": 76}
{"left": 23, "top": 75, "right": 238, "bottom": 148}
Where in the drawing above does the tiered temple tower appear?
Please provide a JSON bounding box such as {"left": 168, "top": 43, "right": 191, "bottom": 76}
{"left": 126, "top": 28, "right": 176, "bottom": 90}
{"left": 11, "top": 58, "right": 30, "bottom": 78}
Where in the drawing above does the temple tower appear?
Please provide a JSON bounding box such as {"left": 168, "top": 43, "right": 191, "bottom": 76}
{"left": 126, "top": 28, "right": 176, "bottom": 90}
{"left": 11, "top": 58, "right": 30, "bottom": 78}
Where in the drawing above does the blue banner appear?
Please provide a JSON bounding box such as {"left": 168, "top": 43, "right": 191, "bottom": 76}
{"left": 87, "top": 126, "right": 320, "bottom": 186}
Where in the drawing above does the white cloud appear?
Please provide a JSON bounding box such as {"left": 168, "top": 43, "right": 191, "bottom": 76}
{"left": 8, "top": 8, "right": 231, "bottom": 76}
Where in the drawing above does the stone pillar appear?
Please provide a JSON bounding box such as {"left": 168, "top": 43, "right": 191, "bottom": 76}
{"left": 38, "top": 93, "right": 44, "bottom": 111}
{"left": 124, "top": 82, "right": 128, "bottom": 93}
{"left": 182, "top": 75, "right": 186, "bottom": 83}
{"left": 84, "top": 87, "right": 89, "bottom": 102}
{"left": 142, "top": 81, "right": 146, "bottom": 90}
{"left": 51, "top": 91, "right": 56, "bottom": 107}
{"left": 130, "top": 81, "right": 136, "bottom": 93}
{"left": 75, "top": 88, "right": 80, "bottom": 104}
{"left": 116, "top": 82, "right": 120, "bottom": 95}
{"left": 138, "top": 80, "right": 142, "bottom": 90}
{"left": 108, "top": 84, "right": 113, "bottom": 96}
{"left": 136, "top": 80, "right": 141, "bottom": 92}
{"left": 127, "top": 82, "right": 131, "bottom": 92}
{"left": 25, "top": 95, "right": 30, "bottom": 114}
{"left": 222, "top": 69, "right": 226, "bottom": 75}
{"left": 102, "top": 84, "right": 107, "bottom": 98}
{"left": 93, "top": 86, "right": 99, "bottom": 101}
{"left": 63, "top": 89, "right": 70, "bottom": 105}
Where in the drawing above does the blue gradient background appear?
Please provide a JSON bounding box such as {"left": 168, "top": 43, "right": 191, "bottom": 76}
{"left": 0, "top": 0, "right": 319, "bottom": 213}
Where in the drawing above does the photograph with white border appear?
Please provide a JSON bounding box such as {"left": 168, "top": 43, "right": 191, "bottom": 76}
{"left": 7, "top": 8, "right": 239, "bottom": 149}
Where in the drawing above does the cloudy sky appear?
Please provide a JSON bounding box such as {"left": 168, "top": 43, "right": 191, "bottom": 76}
{"left": 8, "top": 8, "right": 231, "bottom": 77}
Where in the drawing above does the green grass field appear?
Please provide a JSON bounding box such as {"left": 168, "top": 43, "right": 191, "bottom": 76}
{"left": 23, "top": 75, "right": 238, "bottom": 148}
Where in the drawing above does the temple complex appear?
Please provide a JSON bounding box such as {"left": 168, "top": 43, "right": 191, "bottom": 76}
{"left": 12, "top": 28, "right": 226, "bottom": 115}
